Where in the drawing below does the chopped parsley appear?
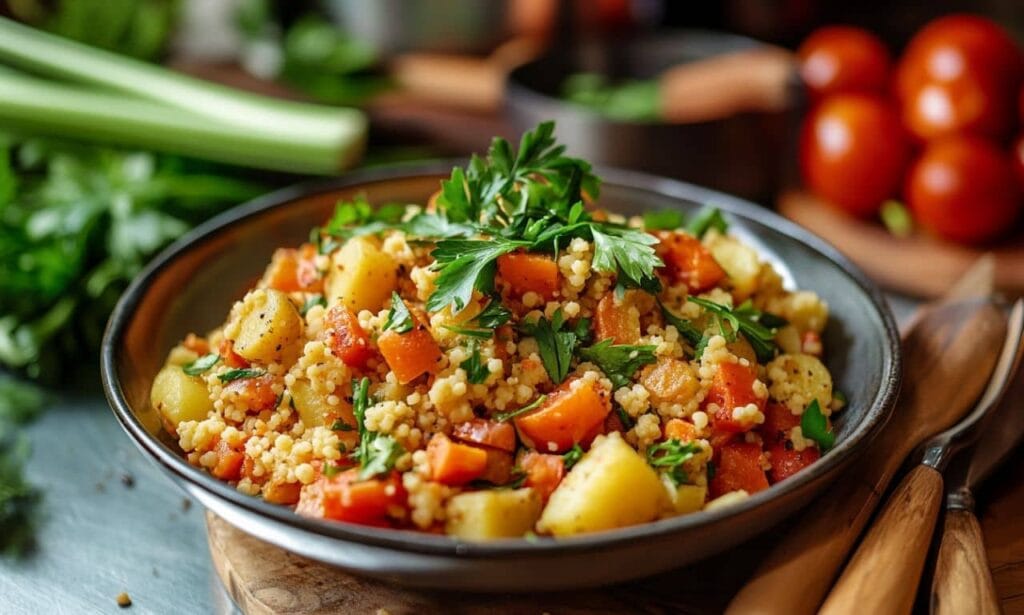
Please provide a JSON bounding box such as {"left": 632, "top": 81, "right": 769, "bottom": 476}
{"left": 331, "top": 419, "right": 354, "bottom": 432}
{"left": 577, "top": 339, "right": 657, "bottom": 389}
{"left": 182, "top": 353, "right": 220, "bottom": 376}
{"left": 658, "top": 301, "right": 703, "bottom": 347}
{"left": 426, "top": 239, "right": 525, "bottom": 313}
{"left": 350, "top": 376, "right": 405, "bottom": 479}
{"left": 615, "top": 405, "right": 635, "bottom": 430}
{"left": 520, "top": 309, "right": 583, "bottom": 384}
{"left": 687, "top": 297, "right": 785, "bottom": 362}
{"left": 563, "top": 444, "right": 584, "bottom": 470}
{"left": 800, "top": 399, "right": 835, "bottom": 451}
{"left": 685, "top": 206, "right": 729, "bottom": 238}
{"left": 473, "top": 298, "right": 512, "bottom": 329}
{"left": 642, "top": 209, "right": 686, "bottom": 231}
{"left": 323, "top": 195, "right": 407, "bottom": 240}
{"left": 382, "top": 292, "right": 414, "bottom": 333}
{"left": 646, "top": 439, "right": 701, "bottom": 486}
{"left": 461, "top": 340, "right": 491, "bottom": 385}
{"left": 218, "top": 368, "right": 265, "bottom": 382}
{"left": 300, "top": 294, "right": 327, "bottom": 316}
{"left": 494, "top": 395, "right": 547, "bottom": 423}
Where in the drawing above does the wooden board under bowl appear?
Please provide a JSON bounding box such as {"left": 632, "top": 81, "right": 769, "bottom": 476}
{"left": 778, "top": 190, "right": 1024, "bottom": 299}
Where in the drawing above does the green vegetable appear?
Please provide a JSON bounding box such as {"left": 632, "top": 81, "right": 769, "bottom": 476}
{"left": 350, "top": 377, "right": 404, "bottom": 479}
{"left": 561, "top": 72, "right": 660, "bottom": 122}
{"left": 520, "top": 309, "right": 582, "bottom": 385}
{"left": 494, "top": 395, "right": 547, "bottom": 423}
{"left": 461, "top": 340, "right": 491, "bottom": 385}
{"left": 659, "top": 301, "right": 703, "bottom": 347}
{"left": 688, "top": 297, "right": 785, "bottom": 362}
{"left": 881, "top": 200, "right": 913, "bottom": 238}
{"left": 322, "top": 196, "right": 407, "bottom": 241}
{"left": 615, "top": 405, "right": 635, "bottom": 430}
{"left": 330, "top": 419, "right": 354, "bottom": 432}
{"left": 642, "top": 209, "right": 686, "bottom": 231}
{"left": 382, "top": 292, "right": 414, "bottom": 334}
{"left": 800, "top": 399, "right": 835, "bottom": 451}
{"left": 685, "top": 207, "right": 729, "bottom": 238}
{"left": 646, "top": 439, "right": 701, "bottom": 486}
{"left": 182, "top": 353, "right": 220, "bottom": 376}
{"left": 562, "top": 444, "right": 584, "bottom": 470}
{"left": 473, "top": 298, "right": 512, "bottom": 329}
{"left": 218, "top": 368, "right": 265, "bottom": 383}
{"left": 577, "top": 339, "right": 657, "bottom": 389}
{"left": 426, "top": 239, "right": 525, "bottom": 313}
{"left": 299, "top": 295, "right": 327, "bottom": 317}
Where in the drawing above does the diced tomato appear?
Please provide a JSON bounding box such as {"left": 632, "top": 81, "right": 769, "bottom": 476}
{"left": 297, "top": 468, "right": 405, "bottom": 525}
{"left": 211, "top": 438, "right": 244, "bottom": 481}
{"left": 324, "top": 305, "right": 375, "bottom": 368}
{"left": 451, "top": 418, "right": 517, "bottom": 452}
{"left": 655, "top": 231, "right": 726, "bottom": 292}
{"left": 594, "top": 292, "right": 641, "bottom": 344}
{"left": 767, "top": 443, "right": 820, "bottom": 483}
{"left": 264, "top": 245, "right": 323, "bottom": 293}
{"left": 218, "top": 338, "right": 250, "bottom": 368}
{"left": 514, "top": 378, "right": 611, "bottom": 453}
{"left": 223, "top": 374, "right": 279, "bottom": 412}
{"left": 479, "top": 449, "right": 515, "bottom": 485}
{"left": 759, "top": 401, "right": 800, "bottom": 447}
{"left": 521, "top": 451, "right": 566, "bottom": 502}
{"left": 664, "top": 418, "right": 698, "bottom": 443}
{"left": 704, "top": 362, "right": 766, "bottom": 434}
{"left": 710, "top": 441, "right": 769, "bottom": 498}
{"left": 377, "top": 326, "right": 442, "bottom": 384}
{"left": 183, "top": 333, "right": 210, "bottom": 356}
{"left": 263, "top": 481, "right": 302, "bottom": 505}
{"left": 427, "top": 434, "right": 488, "bottom": 485}
{"left": 497, "top": 251, "right": 560, "bottom": 300}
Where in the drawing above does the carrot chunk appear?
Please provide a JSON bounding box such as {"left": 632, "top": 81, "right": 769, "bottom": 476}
{"left": 759, "top": 401, "right": 800, "bottom": 447}
{"left": 324, "top": 305, "right": 375, "bottom": 368}
{"left": 263, "top": 481, "right": 302, "bottom": 505}
{"left": 656, "top": 231, "right": 725, "bottom": 292}
{"left": 766, "top": 444, "right": 820, "bottom": 483}
{"left": 451, "top": 418, "right": 517, "bottom": 452}
{"left": 211, "top": 439, "right": 244, "bottom": 481}
{"left": 377, "top": 326, "right": 442, "bottom": 384}
{"left": 223, "top": 374, "right": 279, "bottom": 412}
{"left": 594, "top": 292, "right": 641, "bottom": 344}
{"left": 521, "top": 451, "right": 566, "bottom": 502}
{"left": 264, "top": 244, "right": 323, "bottom": 293}
{"left": 297, "top": 468, "right": 404, "bottom": 525}
{"left": 427, "top": 434, "right": 488, "bottom": 485}
{"left": 497, "top": 252, "right": 560, "bottom": 299}
{"left": 664, "top": 418, "right": 698, "bottom": 443}
{"left": 514, "top": 378, "right": 611, "bottom": 453}
{"left": 704, "top": 361, "right": 765, "bottom": 434}
{"left": 710, "top": 441, "right": 769, "bottom": 498}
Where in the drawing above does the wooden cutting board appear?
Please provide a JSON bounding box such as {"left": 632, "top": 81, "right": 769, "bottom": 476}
{"left": 206, "top": 446, "right": 1024, "bottom": 615}
{"left": 778, "top": 190, "right": 1024, "bottom": 299}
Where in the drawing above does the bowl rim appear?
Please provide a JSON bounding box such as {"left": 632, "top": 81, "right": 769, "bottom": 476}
{"left": 101, "top": 160, "right": 901, "bottom": 558}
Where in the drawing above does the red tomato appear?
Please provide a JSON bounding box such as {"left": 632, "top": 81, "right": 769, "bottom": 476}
{"left": 896, "top": 14, "right": 1022, "bottom": 141}
{"left": 798, "top": 26, "right": 891, "bottom": 98}
{"left": 766, "top": 444, "right": 821, "bottom": 483}
{"left": 800, "top": 94, "right": 910, "bottom": 216}
{"left": 904, "top": 136, "right": 1021, "bottom": 244}
{"left": 323, "top": 306, "right": 375, "bottom": 369}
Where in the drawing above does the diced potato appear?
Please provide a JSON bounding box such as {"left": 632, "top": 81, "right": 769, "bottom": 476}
{"left": 706, "top": 234, "right": 761, "bottom": 299}
{"left": 327, "top": 237, "right": 398, "bottom": 313}
{"left": 290, "top": 378, "right": 332, "bottom": 428}
{"left": 445, "top": 488, "right": 542, "bottom": 540}
{"left": 150, "top": 365, "right": 214, "bottom": 429}
{"left": 766, "top": 353, "right": 833, "bottom": 415}
{"left": 230, "top": 289, "right": 303, "bottom": 364}
{"left": 538, "top": 432, "right": 667, "bottom": 536}
{"left": 775, "top": 325, "right": 802, "bottom": 355}
{"left": 661, "top": 475, "right": 708, "bottom": 515}
{"left": 768, "top": 291, "right": 829, "bottom": 334}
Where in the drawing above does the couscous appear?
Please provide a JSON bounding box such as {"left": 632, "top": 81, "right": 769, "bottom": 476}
{"left": 150, "top": 122, "right": 841, "bottom": 539}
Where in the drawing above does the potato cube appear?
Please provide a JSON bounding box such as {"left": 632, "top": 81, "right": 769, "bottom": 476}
{"left": 445, "top": 488, "right": 542, "bottom": 540}
{"left": 151, "top": 365, "right": 214, "bottom": 429}
{"left": 230, "top": 289, "right": 303, "bottom": 365}
{"left": 327, "top": 237, "right": 398, "bottom": 313}
{"left": 707, "top": 234, "right": 761, "bottom": 299}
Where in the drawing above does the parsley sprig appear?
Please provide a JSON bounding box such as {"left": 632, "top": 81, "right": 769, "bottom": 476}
{"left": 647, "top": 439, "right": 701, "bottom": 486}
{"left": 461, "top": 339, "right": 491, "bottom": 385}
{"left": 563, "top": 444, "right": 584, "bottom": 470}
{"left": 800, "top": 399, "right": 835, "bottom": 451}
{"left": 687, "top": 297, "right": 786, "bottom": 362}
{"left": 218, "top": 368, "right": 265, "bottom": 382}
{"left": 382, "top": 292, "right": 414, "bottom": 333}
{"left": 519, "top": 309, "right": 589, "bottom": 384}
{"left": 350, "top": 377, "right": 404, "bottom": 479}
{"left": 578, "top": 339, "right": 657, "bottom": 389}
{"left": 182, "top": 353, "right": 219, "bottom": 376}
{"left": 494, "top": 395, "right": 547, "bottom": 423}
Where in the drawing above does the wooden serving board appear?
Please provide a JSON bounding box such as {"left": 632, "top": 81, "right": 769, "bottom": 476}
{"left": 206, "top": 446, "right": 1024, "bottom": 615}
{"left": 778, "top": 190, "right": 1024, "bottom": 299}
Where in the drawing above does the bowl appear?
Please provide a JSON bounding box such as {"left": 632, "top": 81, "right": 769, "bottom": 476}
{"left": 506, "top": 29, "right": 801, "bottom": 202}
{"left": 101, "top": 161, "right": 900, "bottom": 591}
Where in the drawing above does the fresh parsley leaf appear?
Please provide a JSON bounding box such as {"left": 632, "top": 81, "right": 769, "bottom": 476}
{"left": 801, "top": 399, "right": 835, "bottom": 451}
{"left": 494, "top": 395, "right": 547, "bottom": 422}
{"left": 402, "top": 211, "right": 475, "bottom": 239}
{"left": 461, "top": 340, "right": 491, "bottom": 385}
{"left": 218, "top": 368, "right": 265, "bottom": 382}
{"left": 563, "top": 444, "right": 584, "bottom": 470}
{"left": 578, "top": 339, "right": 657, "bottom": 389}
{"left": 647, "top": 439, "right": 701, "bottom": 486}
{"left": 427, "top": 239, "right": 525, "bottom": 312}
{"left": 522, "top": 309, "right": 580, "bottom": 384}
{"left": 324, "top": 196, "right": 407, "bottom": 240}
{"left": 643, "top": 209, "right": 685, "bottom": 231}
{"left": 615, "top": 405, "right": 635, "bottom": 430}
{"left": 382, "top": 292, "right": 414, "bottom": 333}
{"left": 350, "top": 376, "right": 405, "bottom": 479}
{"left": 300, "top": 294, "right": 327, "bottom": 316}
{"left": 685, "top": 207, "right": 728, "bottom": 238}
{"left": 659, "top": 301, "right": 703, "bottom": 347}
{"left": 182, "top": 353, "right": 220, "bottom": 376}
{"left": 590, "top": 225, "right": 663, "bottom": 292}
{"left": 688, "top": 297, "right": 782, "bottom": 363}
{"left": 473, "top": 298, "right": 512, "bottom": 329}
{"left": 694, "top": 333, "right": 711, "bottom": 360}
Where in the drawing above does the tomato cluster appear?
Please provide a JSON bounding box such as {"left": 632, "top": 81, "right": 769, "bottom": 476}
{"left": 797, "top": 16, "right": 1024, "bottom": 244}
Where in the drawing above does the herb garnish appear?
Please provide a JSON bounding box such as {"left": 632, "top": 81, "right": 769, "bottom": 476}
{"left": 382, "top": 292, "right": 414, "bottom": 333}
{"left": 182, "top": 353, "right": 220, "bottom": 376}
{"left": 323, "top": 196, "right": 407, "bottom": 240}
{"left": 685, "top": 206, "right": 729, "bottom": 238}
{"left": 350, "top": 377, "right": 404, "bottom": 479}
{"left": 642, "top": 209, "right": 686, "bottom": 231}
{"left": 218, "top": 368, "right": 265, "bottom": 382}
{"left": 646, "top": 439, "right": 701, "bottom": 486}
{"left": 800, "top": 399, "right": 835, "bottom": 451}
{"left": 563, "top": 444, "right": 584, "bottom": 470}
{"left": 577, "top": 340, "right": 657, "bottom": 389}
{"left": 331, "top": 419, "right": 354, "bottom": 432}
{"left": 659, "top": 301, "right": 703, "bottom": 347}
{"left": 300, "top": 294, "right": 327, "bottom": 316}
{"left": 461, "top": 340, "right": 491, "bottom": 385}
{"left": 687, "top": 297, "right": 785, "bottom": 362}
{"left": 615, "top": 405, "right": 635, "bottom": 430}
{"left": 520, "top": 309, "right": 584, "bottom": 384}
{"left": 494, "top": 395, "right": 547, "bottom": 423}
{"left": 473, "top": 298, "right": 512, "bottom": 329}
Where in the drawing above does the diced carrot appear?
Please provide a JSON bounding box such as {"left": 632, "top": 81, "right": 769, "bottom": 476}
{"left": 218, "top": 338, "right": 250, "bottom": 368}
{"left": 263, "top": 481, "right": 302, "bottom": 505}
{"left": 594, "top": 292, "right": 641, "bottom": 344}
{"left": 427, "top": 434, "right": 488, "bottom": 486}
{"left": 521, "top": 451, "right": 566, "bottom": 502}
{"left": 451, "top": 418, "right": 517, "bottom": 452}
{"left": 378, "top": 326, "right": 443, "bottom": 384}
{"left": 479, "top": 449, "right": 515, "bottom": 485}
{"left": 324, "top": 305, "right": 375, "bottom": 368}
{"left": 240, "top": 455, "right": 262, "bottom": 485}
{"left": 514, "top": 378, "right": 611, "bottom": 453}
{"left": 766, "top": 444, "right": 820, "bottom": 483}
{"left": 497, "top": 251, "right": 560, "bottom": 300}
{"left": 264, "top": 245, "right": 323, "bottom": 293}
{"left": 655, "top": 231, "right": 726, "bottom": 292}
{"left": 211, "top": 438, "right": 245, "bottom": 481}
{"left": 704, "top": 361, "right": 766, "bottom": 434}
{"left": 709, "top": 441, "right": 769, "bottom": 498}
{"left": 759, "top": 401, "right": 800, "bottom": 447}
{"left": 640, "top": 357, "right": 700, "bottom": 405}
{"left": 297, "top": 468, "right": 404, "bottom": 525}
{"left": 223, "top": 374, "right": 279, "bottom": 412}
{"left": 664, "top": 418, "right": 698, "bottom": 443}
{"left": 183, "top": 333, "right": 210, "bottom": 356}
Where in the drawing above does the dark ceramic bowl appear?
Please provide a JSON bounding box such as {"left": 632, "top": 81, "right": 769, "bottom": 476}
{"left": 101, "top": 162, "right": 900, "bottom": 591}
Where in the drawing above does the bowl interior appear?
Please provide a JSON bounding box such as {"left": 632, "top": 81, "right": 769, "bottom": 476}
{"left": 105, "top": 163, "right": 898, "bottom": 557}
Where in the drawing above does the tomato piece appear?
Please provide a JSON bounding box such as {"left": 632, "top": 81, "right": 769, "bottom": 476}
{"left": 324, "top": 305, "right": 375, "bottom": 368}
{"left": 451, "top": 418, "right": 517, "bottom": 452}
{"left": 297, "top": 468, "right": 404, "bottom": 525}
{"left": 905, "top": 136, "right": 1021, "bottom": 244}
{"left": 427, "top": 434, "right": 488, "bottom": 486}
{"left": 704, "top": 362, "right": 765, "bottom": 434}
{"left": 766, "top": 443, "right": 821, "bottom": 483}
{"left": 514, "top": 378, "right": 611, "bottom": 453}
{"left": 664, "top": 418, "right": 698, "bottom": 443}
{"left": 218, "top": 338, "right": 250, "bottom": 369}
{"left": 593, "top": 292, "right": 641, "bottom": 344}
{"left": 655, "top": 231, "right": 726, "bottom": 292}
{"left": 223, "top": 374, "right": 279, "bottom": 412}
{"left": 759, "top": 401, "right": 800, "bottom": 447}
{"left": 211, "top": 438, "right": 244, "bottom": 481}
{"left": 799, "top": 94, "right": 910, "bottom": 216}
{"left": 377, "top": 326, "right": 442, "bottom": 384}
{"left": 521, "top": 451, "right": 566, "bottom": 502}
{"left": 264, "top": 245, "right": 323, "bottom": 293}
{"left": 497, "top": 251, "right": 560, "bottom": 300}
{"left": 798, "top": 26, "right": 891, "bottom": 99}
{"left": 710, "top": 441, "right": 769, "bottom": 498}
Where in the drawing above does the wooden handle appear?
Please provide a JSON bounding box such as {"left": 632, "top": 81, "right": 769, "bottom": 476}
{"left": 931, "top": 509, "right": 1002, "bottom": 615}
{"left": 819, "top": 465, "right": 944, "bottom": 615}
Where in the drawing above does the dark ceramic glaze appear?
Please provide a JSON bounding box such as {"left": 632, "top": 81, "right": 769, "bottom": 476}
{"left": 101, "top": 162, "right": 900, "bottom": 591}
